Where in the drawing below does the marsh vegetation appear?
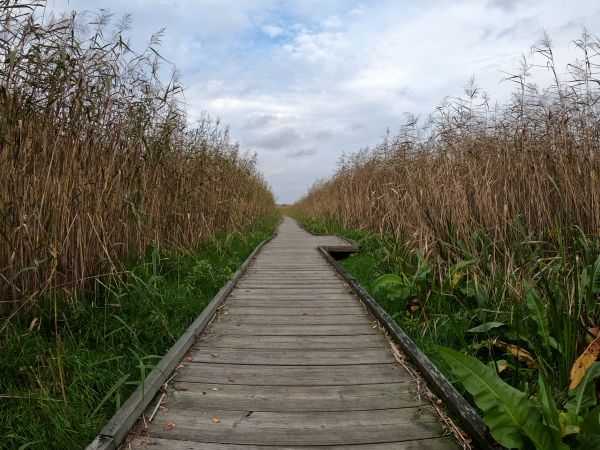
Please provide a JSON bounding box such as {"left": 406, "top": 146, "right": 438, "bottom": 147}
{"left": 0, "top": 2, "right": 276, "bottom": 448}
{"left": 291, "top": 31, "right": 600, "bottom": 449}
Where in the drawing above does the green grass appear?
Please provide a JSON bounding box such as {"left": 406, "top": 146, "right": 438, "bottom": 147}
{"left": 0, "top": 220, "right": 276, "bottom": 450}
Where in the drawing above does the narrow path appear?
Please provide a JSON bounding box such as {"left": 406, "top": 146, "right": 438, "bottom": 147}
{"left": 129, "top": 218, "right": 458, "bottom": 449}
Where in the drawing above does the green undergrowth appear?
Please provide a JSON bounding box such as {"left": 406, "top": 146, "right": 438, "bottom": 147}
{"left": 297, "top": 216, "right": 600, "bottom": 448}
{"left": 0, "top": 220, "right": 276, "bottom": 450}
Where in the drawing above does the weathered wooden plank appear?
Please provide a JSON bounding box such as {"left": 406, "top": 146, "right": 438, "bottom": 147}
{"left": 194, "top": 334, "right": 388, "bottom": 349}
{"left": 229, "top": 294, "right": 356, "bottom": 300}
{"left": 187, "top": 347, "right": 395, "bottom": 365}
{"left": 224, "top": 306, "right": 365, "bottom": 315}
{"left": 163, "top": 382, "right": 418, "bottom": 411}
{"left": 236, "top": 288, "right": 350, "bottom": 294}
{"left": 216, "top": 314, "right": 369, "bottom": 325}
{"left": 226, "top": 299, "right": 358, "bottom": 308}
{"left": 130, "top": 437, "right": 459, "bottom": 450}
{"left": 207, "top": 323, "right": 378, "bottom": 336}
{"left": 174, "top": 363, "right": 409, "bottom": 385}
{"left": 236, "top": 282, "right": 345, "bottom": 288}
{"left": 148, "top": 409, "right": 444, "bottom": 446}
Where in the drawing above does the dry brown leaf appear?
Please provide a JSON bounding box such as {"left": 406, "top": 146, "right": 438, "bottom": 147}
{"left": 493, "top": 339, "right": 538, "bottom": 368}
{"left": 570, "top": 334, "right": 600, "bottom": 390}
{"left": 163, "top": 422, "right": 176, "bottom": 431}
{"left": 140, "top": 439, "right": 150, "bottom": 449}
{"left": 212, "top": 416, "right": 221, "bottom": 424}
{"left": 124, "top": 434, "right": 134, "bottom": 443}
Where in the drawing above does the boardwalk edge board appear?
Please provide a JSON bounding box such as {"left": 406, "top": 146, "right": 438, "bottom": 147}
{"left": 318, "top": 245, "right": 504, "bottom": 450}
{"left": 85, "top": 232, "right": 277, "bottom": 450}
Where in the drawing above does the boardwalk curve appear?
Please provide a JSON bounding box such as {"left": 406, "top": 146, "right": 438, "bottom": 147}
{"left": 126, "top": 218, "right": 459, "bottom": 449}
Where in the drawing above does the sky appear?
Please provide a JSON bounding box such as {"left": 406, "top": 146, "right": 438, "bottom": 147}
{"left": 46, "top": 0, "right": 600, "bottom": 203}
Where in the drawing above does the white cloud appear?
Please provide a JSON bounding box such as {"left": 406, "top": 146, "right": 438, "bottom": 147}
{"left": 45, "top": 0, "right": 600, "bottom": 203}
{"left": 261, "top": 24, "right": 284, "bottom": 38}
{"left": 321, "top": 16, "right": 342, "bottom": 28}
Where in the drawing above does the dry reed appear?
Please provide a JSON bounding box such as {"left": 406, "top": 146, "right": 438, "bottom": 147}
{"left": 293, "top": 31, "right": 600, "bottom": 251}
{"left": 0, "top": 1, "right": 276, "bottom": 312}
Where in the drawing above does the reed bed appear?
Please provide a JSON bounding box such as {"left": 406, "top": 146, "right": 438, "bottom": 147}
{"left": 292, "top": 32, "right": 600, "bottom": 247}
{"left": 0, "top": 1, "right": 276, "bottom": 313}
{"left": 292, "top": 32, "right": 600, "bottom": 448}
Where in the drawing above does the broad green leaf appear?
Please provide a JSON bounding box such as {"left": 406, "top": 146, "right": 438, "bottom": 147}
{"left": 566, "top": 362, "right": 600, "bottom": 415}
{"left": 373, "top": 274, "right": 403, "bottom": 292}
{"left": 373, "top": 274, "right": 413, "bottom": 301}
{"left": 438, "top": 346, "right": 556, "bottom": 449}
{"left": 468, "top": 321, "right": 506, "bottom": 333}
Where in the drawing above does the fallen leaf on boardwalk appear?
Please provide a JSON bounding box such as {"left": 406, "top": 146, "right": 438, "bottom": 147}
{"left": 125, "top": 434, "right": 134, "bottom": 443}
{"left": 211, "top": 387, "right": 219, "bottom": 391}
{"left": 570, "top": 334, "right": 600, "bottom": 390}
{"left": 211, "top": 353, "right": 220, "bottom": 357}
{"left": 177, "top": 385, "right": 188, "bottom": 391}
{"left": 228, "top": 376, "right": 235, "bottom": 383}
{"left": 159, "top": 406, "right": 169, "bottom": 413}
{"left": 163, "top": 422, "right": 176, "bottom": 431}
{"left": 140, "top": 439, "right": 150, "bottom": 449}
{"left": 212, "top": 416, "right": 221, "bottom": 424}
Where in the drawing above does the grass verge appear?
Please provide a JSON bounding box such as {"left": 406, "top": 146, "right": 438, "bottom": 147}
{"left": 0, "top": 221, "right": 276, "bottom": 450}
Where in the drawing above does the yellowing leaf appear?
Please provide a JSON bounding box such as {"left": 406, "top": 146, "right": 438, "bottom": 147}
{"left": 493, "top": 339, "right": 538, "bottom": 368}
{"left": 569, "top": 335, "right": 600, "bottom": 390}
{"left": 211, "top": 416, "right": 221, "bottom": 424}
{"left": 163, "top": 422, "right": 176, "bottom": 431}
{"left": 451, "top": 272, "right": 462, "bottom": 288}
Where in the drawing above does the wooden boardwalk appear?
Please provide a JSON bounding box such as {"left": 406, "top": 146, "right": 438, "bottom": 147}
{"left": 129, "top": 218, "right": 458, "bottom": 449}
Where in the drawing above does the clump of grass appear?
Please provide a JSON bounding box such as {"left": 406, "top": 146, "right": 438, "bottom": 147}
{"left": 0, "top": 221, "right": 276, "bottom": 450}
{"left": 0, "top": 1, "right": 276, "bottom": 312}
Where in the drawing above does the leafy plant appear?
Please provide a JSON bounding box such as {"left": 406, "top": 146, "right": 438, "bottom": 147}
{"left": 439, "top": 347, "right": 600, "bottom": 449}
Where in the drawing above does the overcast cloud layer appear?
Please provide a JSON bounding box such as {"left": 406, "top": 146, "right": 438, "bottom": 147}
{"left": 48, "top": 0, "right": 600, "bottom": 203}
